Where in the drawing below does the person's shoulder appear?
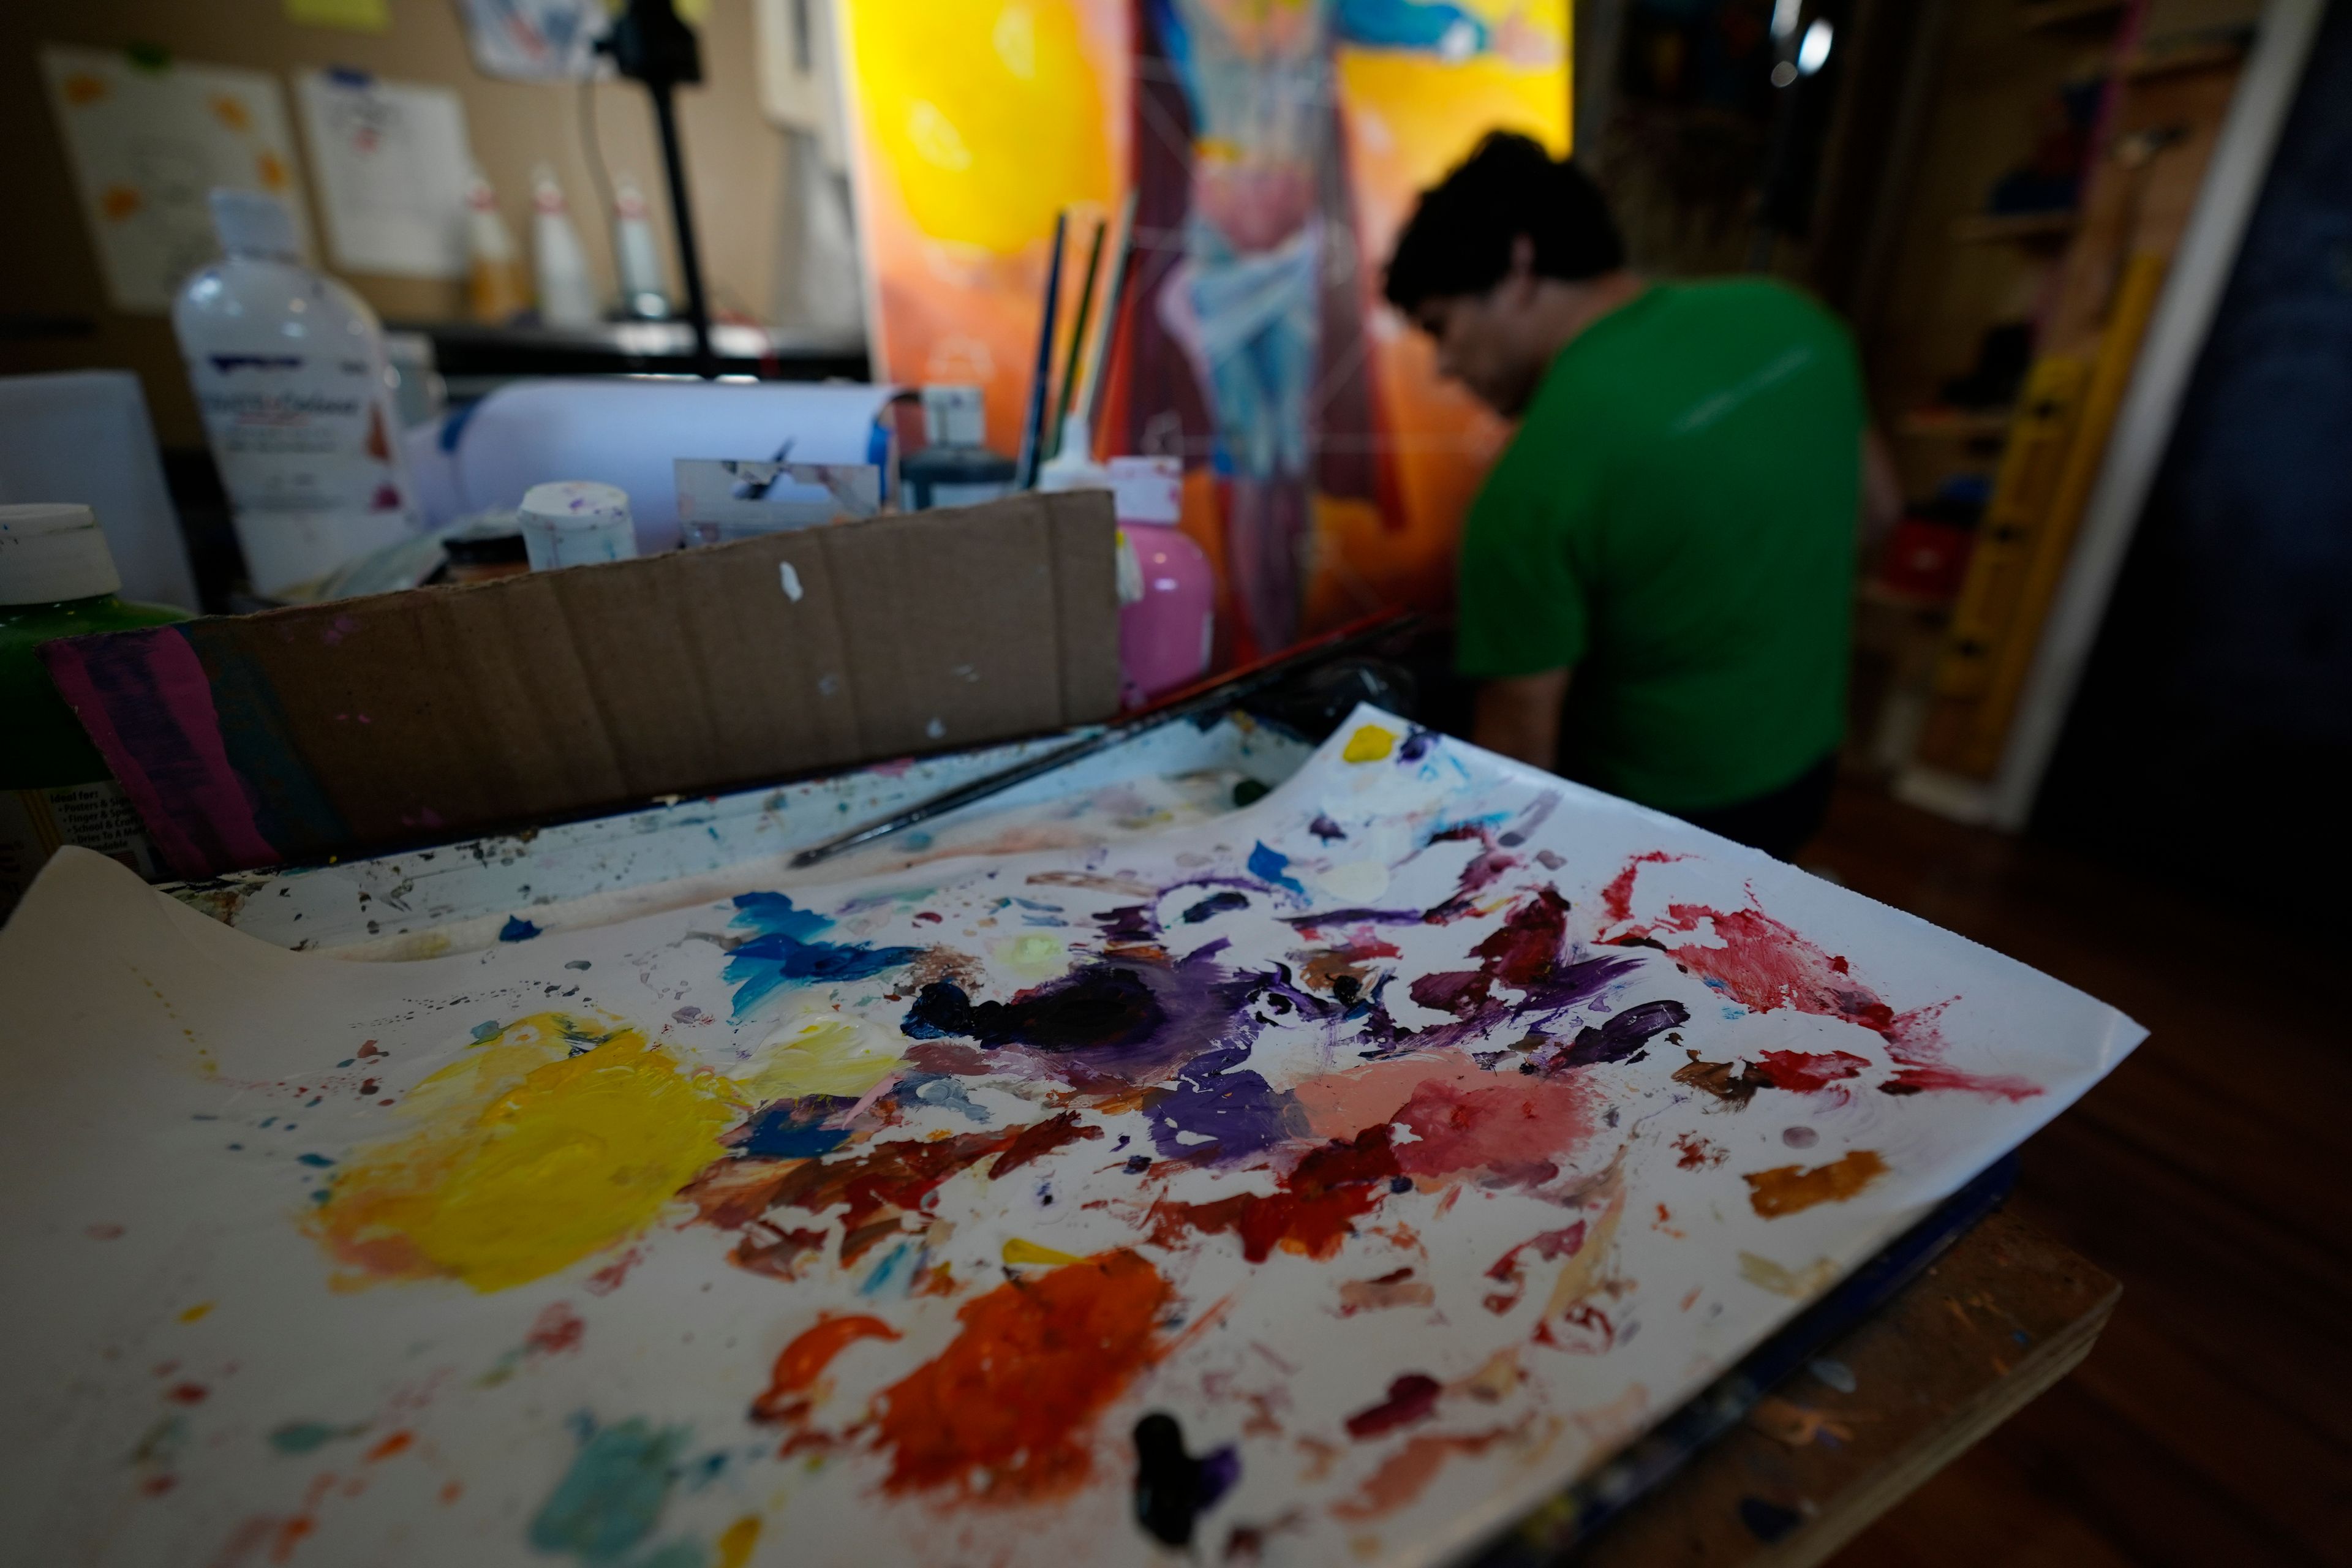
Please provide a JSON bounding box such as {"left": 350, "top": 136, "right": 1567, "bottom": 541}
{"left": 1674, "top": 277, "right": 1846, "bottom": 335}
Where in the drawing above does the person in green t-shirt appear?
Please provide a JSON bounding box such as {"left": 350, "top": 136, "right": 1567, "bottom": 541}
{"left": 1382, "top": 132, "right": 1895, "bottom": 859}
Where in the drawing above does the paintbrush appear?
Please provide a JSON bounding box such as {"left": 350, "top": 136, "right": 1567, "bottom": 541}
{"left": 786, "top": 609, "right": 1416, "bottom": 870}
{"left": 1048, "top": 217, "right": 1107, "bottom": 461}
{"left": 1014, "top": 211, "right": 1069, "bottom": 490}
{"left": 1071, "top": 190, "right": 1138, "bottom": 448}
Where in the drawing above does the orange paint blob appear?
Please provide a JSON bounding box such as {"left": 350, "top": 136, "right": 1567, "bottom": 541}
{"left": 873, "top": 1249, "right": 1170, "bottom": 1502}
{"left": 1743, "top": 1150, "right": 1889, "bottom": 1218}
{"left": 752, "top": 1314, "right": 902, "bottom": 1422}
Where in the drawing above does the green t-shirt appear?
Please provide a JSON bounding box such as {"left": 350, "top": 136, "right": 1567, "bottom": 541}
{"left": 1455, "top": 279, "right": 1864, "bottom": 813}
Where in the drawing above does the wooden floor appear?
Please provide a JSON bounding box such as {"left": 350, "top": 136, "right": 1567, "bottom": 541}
{"left": 1799, "top": 786, "right": 2350, "bottom": 1568}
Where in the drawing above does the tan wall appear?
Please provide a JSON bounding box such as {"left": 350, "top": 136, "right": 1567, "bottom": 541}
{"left": 0, "top": 0, "right": 788, "bottom": 447}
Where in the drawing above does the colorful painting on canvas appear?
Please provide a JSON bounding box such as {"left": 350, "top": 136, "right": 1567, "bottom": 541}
{"left": 837, "top": 1, "right": 1570, "bottom": 660}
{"left": 0, "top": 708, "right": 2138, "bottom": 1566}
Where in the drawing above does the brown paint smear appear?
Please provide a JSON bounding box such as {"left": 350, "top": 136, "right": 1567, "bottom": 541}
{"left": 1743, "top": 1149, "right": 1888, "bottom": 1218}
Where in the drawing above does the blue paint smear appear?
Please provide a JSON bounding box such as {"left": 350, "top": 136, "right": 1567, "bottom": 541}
{"left": 723, "top": 892, "right": 925, "bottom": 1020}
{"left": 295, "top": 1153, "right": 336, "bottom": 1168}
{"left": 905, "top": 1074, "right": 992, "bottom": 1124}
{"left": 499, "top": 916, "right": 542, "bottom": 943}
{"left": 471, "top": 1020, "right": 503, "bottom": 1042}
{"left": 1246, "top": 842, "right": 1306, "bottom": 899}
{"left": 858, "top": 1240, "right": 913, "bottom": 1298}
{"left": 732, "top": 1098, "right": 852, "bottom": 1158}
{"left": 528, "top": 1417, "right": 690, "bottom": 1563}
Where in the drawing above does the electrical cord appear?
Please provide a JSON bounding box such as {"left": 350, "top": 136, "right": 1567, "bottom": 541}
{"left": 577, "top": 74, "right": 618, "bottom": 232}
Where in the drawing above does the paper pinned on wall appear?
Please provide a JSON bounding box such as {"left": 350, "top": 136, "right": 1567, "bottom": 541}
{"left": 294, "top": 70, "right": 475, "bottom": 279}
{"left": 37, "top": 47, "right": 314, "bottom": 314}
{"left": 453, "top": 0, "right": 612, "bottom": 80}
{"left": 284, "top": 0, "right": 392, "bottom": 32}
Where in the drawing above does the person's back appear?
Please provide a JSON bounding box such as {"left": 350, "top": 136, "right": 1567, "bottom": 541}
{"left": 1460, "top": 276, "right": 1863, "bottom": 813}
{"left": 1384, "top": 132, "right": 1877, "bottom": 857}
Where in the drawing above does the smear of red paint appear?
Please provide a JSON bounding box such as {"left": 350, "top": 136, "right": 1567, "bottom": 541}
{"left": 1484, "top": 1224, "right": 1586, "bottom": 1284}
{"left": 1752, "top": 1049, "right": 1871, "bottom": 1093}
{"left": 1673, "top": 1131, "right": 1727, "bottom": 1169}
{"left": 1151, "top": 1125, "right": 1401, "bottom": 1262}
{"left": 525, "top": 1303, "right": 583, "bottom": 1356}
{"left": 1330, "top": 1428, "right": 1520, "bottom": 1520}
{"left": 1481, "top": 1223, "right": 1586, "bottom": 1313}
{"left": 1345, "top": 1373, "right": 1442, "bottom": 1439}
{"left": 140, "top": 1474, "right": 176, "bottom": 1496}
{"left": 729, "top": 1224, "right": 829, "bottom": 1280}
{"left": 872, "top": 1249, "right": 1169, "bottom": 1501}
{"left": 684, "top": 1114, "right": 1101, "bottom": 1240}
{"left": 1598, "top": 851, "right": 1685, "bottom": 927}
{"left": 1600, "top": 854, "right": 2015, "bottom": 1088}
{"left": 167, "top": 1382, "right": 208, "bottom": 1404}
{"left": 1389, "top": 1074, "right": 1595, "bottom": 1186}
{"left": 363, "top": 1431, "right": 412, "bottom": 1462}
{"left": 584, "top": 1246, "right": 643, "bottom": 1296}
{"left": 355, "top": 1041, "right": 383, "bottom": 1060}
{"left": 1880, "top": 1064, "right": 2042, "bottom": 1102}
{"left": 752, "top": 1314, "right": 902, "bottom": 1423}
{"left": 1409, "top": 889, "right": 1570, "bottom": 1016}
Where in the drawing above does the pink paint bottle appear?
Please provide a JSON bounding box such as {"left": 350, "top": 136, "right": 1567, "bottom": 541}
{"left": 1107, "top": 458, "right": 1213, "bottom": 706}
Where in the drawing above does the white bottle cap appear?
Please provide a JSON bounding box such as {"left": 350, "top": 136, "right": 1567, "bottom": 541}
{"left": 518, "top": 481, "right": 636, "bottom": 570}
{"left": 209, "top": 188, "right": 300, "bottom": 260}
{"left": 0, "top": 503, "right": 123, "bottom": 605}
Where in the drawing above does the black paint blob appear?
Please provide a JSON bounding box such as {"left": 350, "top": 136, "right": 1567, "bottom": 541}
{"left": 1132, "top": 1412, "right": 1240, "bottom": 1547}
{"left": 900, "top": 964, "right": 1167, "bottom": 1052}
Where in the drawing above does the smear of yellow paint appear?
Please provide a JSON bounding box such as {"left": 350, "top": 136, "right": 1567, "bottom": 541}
{"left": 178, "top": 1302, "right": 214, "bottom": 1323}
{"left": 1342, "top": 723, "right": 1396, "bottom": 763}
{"left": 1001, "top": 1237, "right": 1085, "bottom": 1267}
{"left": 997, "top": 931, "right": 1067, "bottom": 981}
{"left": 308, "top": 1012, "right": 736, "bottom": 1294}
{"left": 1738, "top": 1252, "right": 1841, "bottom": 1298}
{"left": 715, "top": 1515, "right": 761, "bottom": 1568}
{"left": 745, "top": 1016, "right": 902, "bottom": 1099}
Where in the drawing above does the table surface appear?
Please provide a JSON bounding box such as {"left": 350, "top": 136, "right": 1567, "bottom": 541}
{"left": 1567, "top": 1208, "right": 2120, "bottom": 1567}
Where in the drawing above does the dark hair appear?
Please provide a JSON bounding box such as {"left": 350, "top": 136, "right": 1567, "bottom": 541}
{"left": 1382, "top": 132, "right": 1625, "bottom": 312}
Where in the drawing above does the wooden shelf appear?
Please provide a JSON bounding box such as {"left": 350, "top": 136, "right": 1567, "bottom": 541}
{"left": 1950, "top": 211, "right": 2079, "bottom": 245}
{"left": 2125, "top": 36, "right": 2250, "bottom": 80}
{"left": 1898, "top": 408, "right": 2014, "bottom": 440}
{"left": 2018, "top": 0, "right": 2125, "bottom": 30}
{"left": 1858, "top": 581, "right": 1958, "bottom": 617}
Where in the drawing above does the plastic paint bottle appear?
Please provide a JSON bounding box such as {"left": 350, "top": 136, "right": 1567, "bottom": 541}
{"left": 464, "top": 165, "right": 530, "bottom": 326}
{"left": 518, "top": 481, "right": 636, "bottom": 570}
{"left": 173, "top": 189, "right": 425, "bottom": 600}
{"left": 0, "top": 504, "right": 190, "bottom": 918}
{"left": 530, "top": 164, "right": 603, "bottom": 329}
{"left": 903, "top": 385, "right": 1016, "bottom": 511}
{"left": 611, "top": 175, "right": 672, "bottom": 321}
{"left": 1106, "top": 458, "right": 1215, "bottom": 704}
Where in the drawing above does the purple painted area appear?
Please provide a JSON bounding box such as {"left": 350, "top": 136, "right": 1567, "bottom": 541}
{"left": 39, "top": 628, "right": 279, "bottom": 876}
{"left": 1145, "top": 1044, "right": 1302, "bottom": 1164}
{"left": 1558, "top": 999, "right": 1692, "bottom": 1067}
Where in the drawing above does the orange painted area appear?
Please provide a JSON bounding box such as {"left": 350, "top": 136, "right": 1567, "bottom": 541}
{"left": 752, "top": 1314, "right": 902, "bottom": 1422}
{"left": 873, "top": 1248, "right": 1170, "bottom": 1501}
{"left": 1743, "top": 1150, "right": 1890, "bottom": 1218}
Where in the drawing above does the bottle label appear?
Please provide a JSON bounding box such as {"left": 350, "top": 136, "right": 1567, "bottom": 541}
{"left": 0, "top": 781, "right": 167, "bottom": 918}
{"left": 189, "top": 351, "right": 413, "bottom": 517}
{"left": 187, "top": 349, "right": 420, "bottom": 591}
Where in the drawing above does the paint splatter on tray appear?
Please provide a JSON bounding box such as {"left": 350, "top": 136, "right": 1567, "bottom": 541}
{"left": 0, "top": 707, "right": 2141, "bottom": 1567}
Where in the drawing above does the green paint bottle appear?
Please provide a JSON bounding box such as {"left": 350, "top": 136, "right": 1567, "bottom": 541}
{"left": 1, "top": 503, "right": 190, "bottom": 918}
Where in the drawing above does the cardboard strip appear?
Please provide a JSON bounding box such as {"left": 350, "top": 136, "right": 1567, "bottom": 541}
{"left": 47, "top": 493, "right": 1120, "bottom": 878}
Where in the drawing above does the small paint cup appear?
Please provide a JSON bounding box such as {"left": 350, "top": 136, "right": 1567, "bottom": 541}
{"left": 517, "top": 481, "right": 636, "bottom": 571}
